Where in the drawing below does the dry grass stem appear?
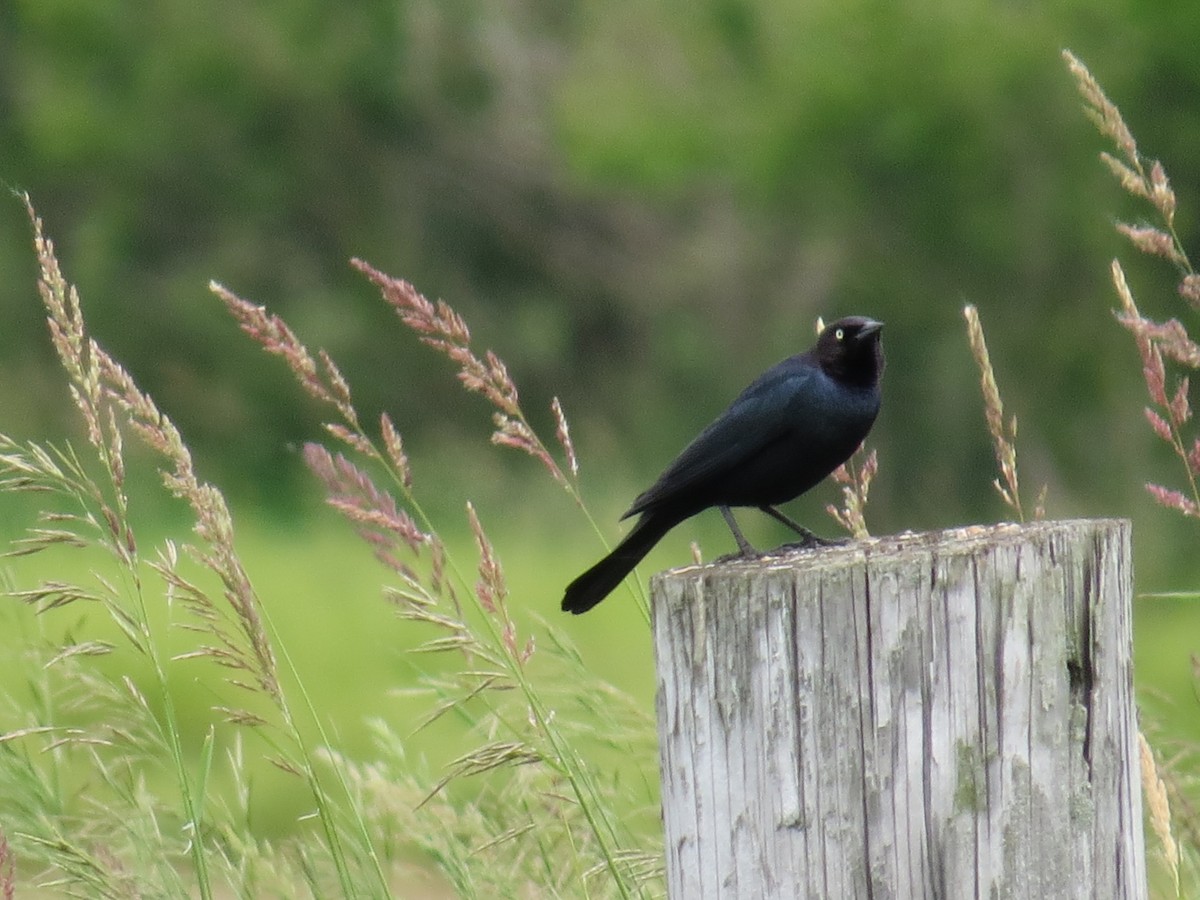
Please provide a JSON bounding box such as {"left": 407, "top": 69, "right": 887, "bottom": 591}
{"left": 353, "top": 260, "right": 515, "bottom": 413}
{"left": 1139, "top": 730, "right": 1182, "bottom": 896}
{"left": 467, "top": 503, "right": 506, "bottom": 616}
{"left": 91, "top": 338, "right": 280, "bottom": 699}
{"left": 9, "top": 200, "right": 663, "bottom": 894}
{"left": 1063, "top": 50, "right": 1140, "bottom": 171}
{"left": 1179, "top": 275, "right": 1200, "bottom": 310}
{"left": 304, "top": 444, "right": 429, "bottom": 555}
{"left": 351, "top": 258, "right": 582, "bottom": 493}
{"left": 551, "top": 397, "right": 579, "bottom": 478}
{"left": 212, "top": 281, "right": 360, "bottom": 428}
{"left": 1068, "top": 53, "right": 1200, "bottom": 897}
{"left": 1109, "top": 228, "right": 1200, "bottom": 519}
{"left": 1117, "top": 224, "right": 1186, "bottom": 266}
{"left": 1066, "top": 50, "right": 1192, "bottom": 270}
{"left": 826, "top": 447, "right": 877, "bottom": 539}
{"left": 12, "top": 197, "right": 351, "bottom": 896}
{"left": 380, "top": 413, "right": 413, "bottom": 489}
{"left": 963, "top": 304, "right": 1042, "bottom": 521}
{"left": 420, "top": 741, "right": 544, "bottom": 809}
{"left": 1099, "top": 151, "right": 1151, "bottom": 202}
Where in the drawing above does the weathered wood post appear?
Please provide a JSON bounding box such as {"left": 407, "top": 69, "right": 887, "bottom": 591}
{"left": 652, "top": 519, "right": 1145, "bottom": 899}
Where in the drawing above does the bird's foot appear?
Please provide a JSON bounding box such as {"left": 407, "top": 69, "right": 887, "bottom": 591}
{"left": 714, "top": 506, "right": 763, "bottom": 563}
{"left": 713, "top": 546, "right": 764, "bottom": 564}
{"left": 770, "top": 534, "right": 849, "bottom": 554}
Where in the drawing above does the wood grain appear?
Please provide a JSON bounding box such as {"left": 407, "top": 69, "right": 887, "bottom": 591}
{"left": 652, "top": 519, "right": 1145, "bottom": 899}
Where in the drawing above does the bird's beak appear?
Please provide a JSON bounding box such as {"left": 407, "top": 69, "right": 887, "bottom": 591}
{"left": 859, "top": 319, "right": 884, "bottom": 338}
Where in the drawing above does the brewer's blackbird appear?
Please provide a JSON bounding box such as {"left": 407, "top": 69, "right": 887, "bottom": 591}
{"left": 562, "top": 316, "right": 884, "bottom": 614}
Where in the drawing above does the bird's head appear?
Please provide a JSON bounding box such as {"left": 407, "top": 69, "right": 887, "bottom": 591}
{"left": 815, "top": 316, "right": 885, "bottom": 387}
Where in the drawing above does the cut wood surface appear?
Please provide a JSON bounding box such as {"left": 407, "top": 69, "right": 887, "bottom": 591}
{"left": 652, "top": 518, "right": 1145, "bottom": 900}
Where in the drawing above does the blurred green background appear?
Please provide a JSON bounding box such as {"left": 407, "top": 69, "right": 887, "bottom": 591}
{"left": 2, "top": 0, "right": 1200, "bottom": 843}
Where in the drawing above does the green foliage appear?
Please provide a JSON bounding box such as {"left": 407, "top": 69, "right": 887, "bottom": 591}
{"left": 0, "top": 203, "right": 662, "bottom": 896}
{"left": 1, "top": 0, "right": 1198, "bottom": 552}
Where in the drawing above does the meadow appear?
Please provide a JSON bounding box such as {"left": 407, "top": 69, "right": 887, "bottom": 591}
{"left": 3, "top": 14, "right": 1200, "bottom": 895}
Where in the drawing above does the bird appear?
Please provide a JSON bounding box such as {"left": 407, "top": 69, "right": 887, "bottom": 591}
{"left": 561, "top": 316, "right": 884, "bottom": 614}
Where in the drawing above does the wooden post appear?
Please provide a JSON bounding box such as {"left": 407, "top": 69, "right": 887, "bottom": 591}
{"left": 652, "top": 518, "right": 1145, "bottom": 899}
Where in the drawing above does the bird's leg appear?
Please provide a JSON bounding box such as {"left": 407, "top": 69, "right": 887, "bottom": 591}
{"left": 760, "top": 506, "right": 819, "bottom": 543}
{"left": 759, "top": 506, "right": 848, "bottom": 551}
{"left": 714, "top": 506, "right": 762, "bottom": 562}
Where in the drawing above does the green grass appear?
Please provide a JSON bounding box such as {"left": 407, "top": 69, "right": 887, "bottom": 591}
{"left": 4, "top": 496, "right": 1200, "bottom": 887}
{"left": 0, "top": 502, "right": 652, "bottom": 835}
{"left": 0, "top": 205, "right": 670, "bottom": 897}
{"left": 3, "top": 51, "right": 1200, "bottom": 896}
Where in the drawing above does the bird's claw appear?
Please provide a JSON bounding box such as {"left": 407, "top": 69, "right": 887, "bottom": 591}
{"left": 713, "top": 546, "right": 764, "bottom": 564}
{"left": 772, "top": 534, "right": 849, "bottom": 554}
{"left": 713, "top": 533, "right": 848, "bottom": 564}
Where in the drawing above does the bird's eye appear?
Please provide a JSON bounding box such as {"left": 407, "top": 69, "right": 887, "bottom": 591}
{"left": 835, "top": 328, "right": 845, "bottom": 341}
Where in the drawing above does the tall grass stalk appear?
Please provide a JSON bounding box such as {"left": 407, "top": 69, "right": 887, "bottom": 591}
{"left": 214, "top": 262, "right": 661, "bottom": 897}
{"left": 1065, "top": 49, "right": 1198, "bottom": 897}
{"left": 2, "top": 198, "right": 391, "bottom": 896}
{"left": 3, "top": 196, "right": 661, "bottom": 895}
{"left": 17, "top": 196, "right": 216, "bottom": 898}
{"left": 826, "top": 447, "right": 878, "bottom": 539}
{"left": 1064, "top": 50, "right": 1200, "bottom": 520}
{"left": 962, "top": 304, "right": 1046, "bottom": 523}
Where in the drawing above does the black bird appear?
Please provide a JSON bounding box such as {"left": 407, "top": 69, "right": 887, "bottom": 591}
{"left": 562, "top": 316, "right": 884, "bottom": 614}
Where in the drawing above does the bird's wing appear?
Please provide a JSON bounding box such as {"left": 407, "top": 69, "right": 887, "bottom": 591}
{"left": 624, "top": 360, "right": 816, "bottom": 518}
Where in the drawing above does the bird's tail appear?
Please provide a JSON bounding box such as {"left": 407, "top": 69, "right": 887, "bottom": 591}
{"left": 562, "top": 513, "right": 674, "bottom": 614}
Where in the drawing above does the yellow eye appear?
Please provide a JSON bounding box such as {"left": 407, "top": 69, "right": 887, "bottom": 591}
{"left": 835, "top": 328, "right": 845, "bottom": 341}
